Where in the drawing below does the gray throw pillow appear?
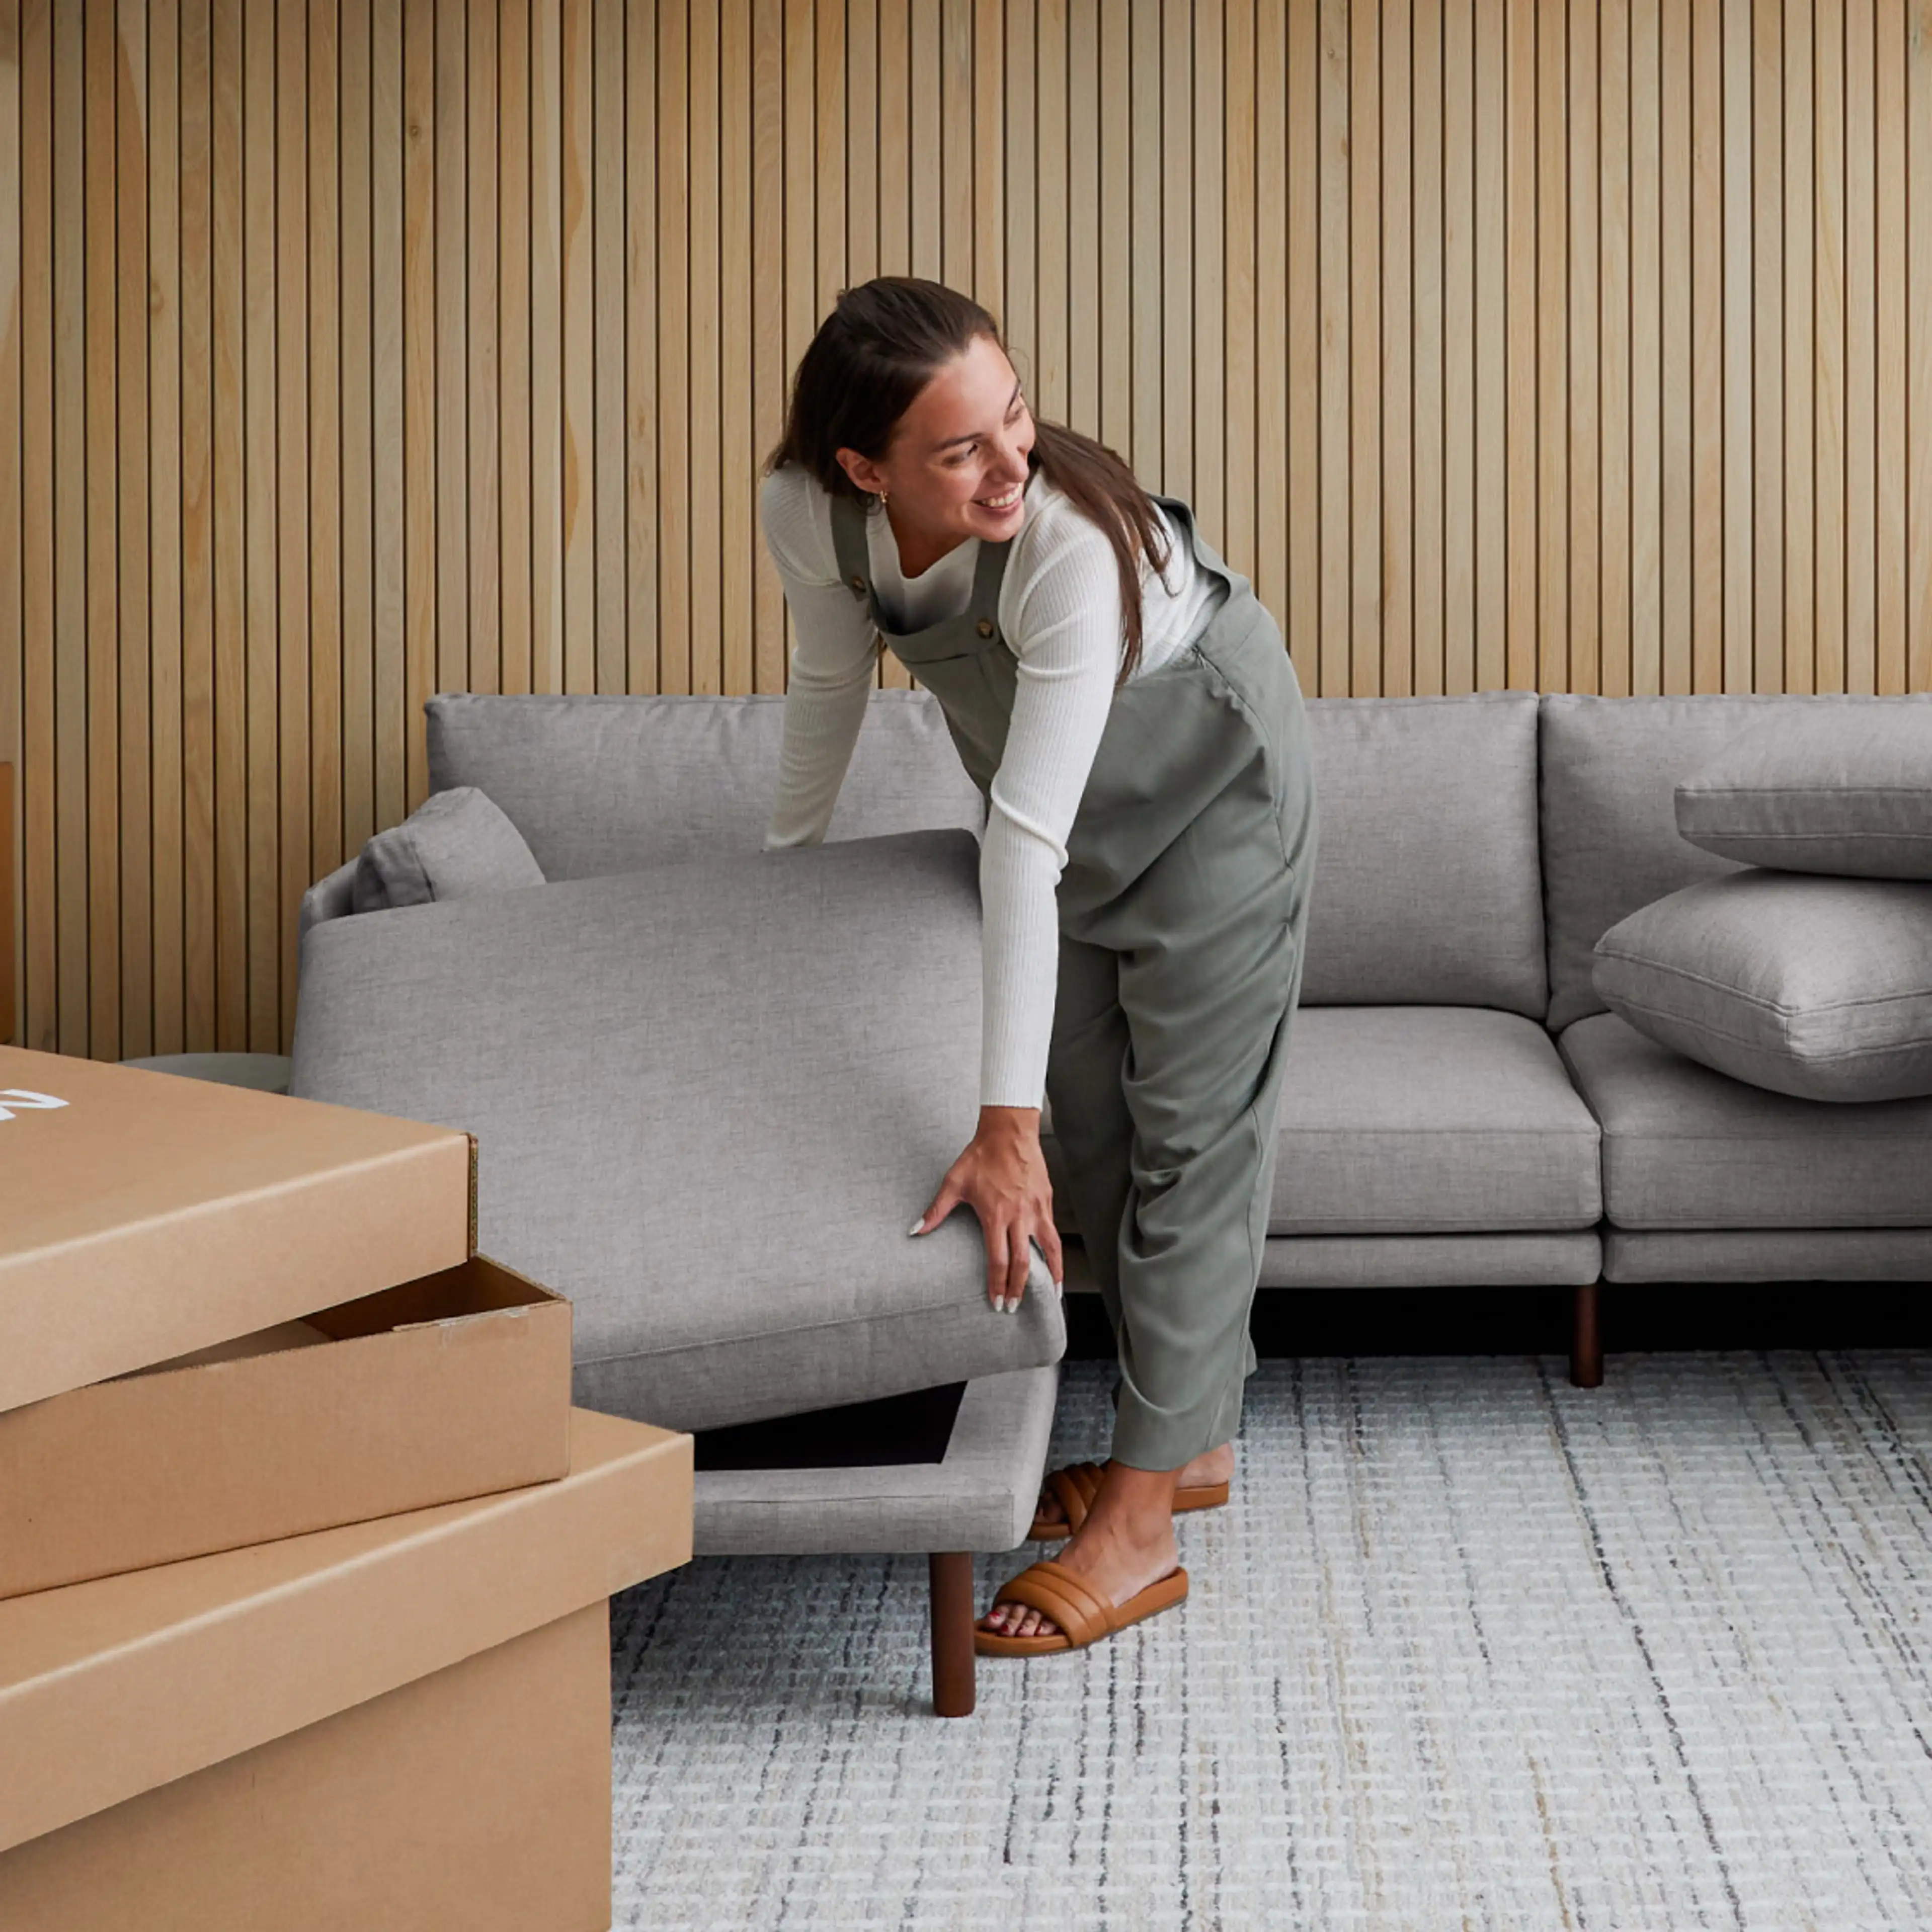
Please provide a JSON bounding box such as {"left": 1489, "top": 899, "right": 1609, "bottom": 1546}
{"left": 351, "top": 786, "right": 547, "bottom": 914}
{"left": 1591, "top": 870, "right": 1932, "bottom": 1102}
{"left": 1675, "top": 700, "right": 1932, "bottom": 877}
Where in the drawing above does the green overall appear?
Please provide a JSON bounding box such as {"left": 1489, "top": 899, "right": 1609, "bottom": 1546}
{"left": 828, "top": 485, "right": 1318, "bottom": 1471}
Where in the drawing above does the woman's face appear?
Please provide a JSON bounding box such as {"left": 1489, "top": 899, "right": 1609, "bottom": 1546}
{"left": 836, "top": 334, "right": 1036, "bottom": 556}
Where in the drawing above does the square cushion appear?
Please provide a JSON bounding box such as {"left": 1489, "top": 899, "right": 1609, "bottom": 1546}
{"left": 1592, "top": 871, "right": 1932, "bottom": 1102}
{"left": 290, "top": 828, "right": 1065, "bottom": 1434}
{"left": 1675, "top": 697, "right": 1932, "bottom": 877}
{"left": 1558, "top": 1010, "right": 1932, "bottom": 1229}
{"left": 424, "top": 689, "right": 986, "bottom": 881}
{"left": 1042, "top": 1006, "right": 1601, "bottom": 1237}
{"left": 1298, "top": 692, "right": 1547, "bottom": 1017}
{"left": 350, "top": 786, "right": 545, "bottom": 913}
{"left": 1539, "top": 692, "right": 1932, "bottom": 1032}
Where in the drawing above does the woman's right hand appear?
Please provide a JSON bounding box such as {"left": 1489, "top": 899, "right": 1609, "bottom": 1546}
{"left": 908, "top": 1104, "right": 1064, "bottom": 1311}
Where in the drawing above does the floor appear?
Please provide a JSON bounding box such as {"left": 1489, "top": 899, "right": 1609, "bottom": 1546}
{"left": 608, "top": 1351, "right": 1932, "bottom": 1930}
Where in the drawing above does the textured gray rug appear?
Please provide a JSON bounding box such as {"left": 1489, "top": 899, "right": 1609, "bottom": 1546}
{"left": 609, "top": 1353, "right": 1932, "bottom": 1929}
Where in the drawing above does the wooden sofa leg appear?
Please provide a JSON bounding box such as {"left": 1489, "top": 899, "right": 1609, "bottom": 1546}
{"left": 929, "top": 1552, "right": 977, "bottom": 1718}
{"left": 1570, "top": 1281, "right": 1604, "bottom": 1389}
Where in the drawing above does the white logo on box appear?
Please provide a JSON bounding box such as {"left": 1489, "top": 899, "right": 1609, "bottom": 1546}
{"left": 0, "top": 1089, "right": 68, "bottom": 1122}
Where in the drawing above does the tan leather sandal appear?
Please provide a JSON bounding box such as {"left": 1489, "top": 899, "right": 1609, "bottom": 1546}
{"left": 1027, "top": 1459, "right": 1230, "bottom": 1542}
{"left": 974, "top": 1558, "right": 1189, "bottom": 1657}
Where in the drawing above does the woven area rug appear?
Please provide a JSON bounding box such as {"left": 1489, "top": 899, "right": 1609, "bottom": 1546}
{"left": 609, "top": 1352, "right": 1932, "bottom": 1930}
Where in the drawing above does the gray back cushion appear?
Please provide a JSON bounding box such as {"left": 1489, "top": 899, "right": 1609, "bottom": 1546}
{"left": 288, "top": 828, "right": 1065, "bottom": 1434}
{"left": 1297, "top": 691, "right": 1546, "bottom": 1017}
{"left": 1541, "top": 693, "right": 1932, "bottom": 1032}
{"left": 425, "top": 689, "right": 987, "bottom": 879}
{"left": 351, "top": 784, "right": 546, "bottom": 913}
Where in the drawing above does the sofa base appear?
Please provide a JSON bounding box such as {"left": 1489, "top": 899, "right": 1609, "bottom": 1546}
{"left": 690, "top": 1364, "right": 1060, "bottom": 1718}
{"left": 1603, "top": 1226, "right": 1932, "bottom": 1282}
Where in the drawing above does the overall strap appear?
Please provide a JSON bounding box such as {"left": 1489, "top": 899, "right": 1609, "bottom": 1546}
{"left": 969, "top": 524, "right": 1016, "bottom": 631}
{"left": 826, "top": 486, "right": 872, "bottom": 601}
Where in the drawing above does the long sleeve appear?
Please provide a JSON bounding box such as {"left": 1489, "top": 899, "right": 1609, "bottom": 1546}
{"left": 975, "top": 499, "right": 1123, "bottom": 1108}
{"left": 758, "top": 469, "right": 878, "bottom": 851}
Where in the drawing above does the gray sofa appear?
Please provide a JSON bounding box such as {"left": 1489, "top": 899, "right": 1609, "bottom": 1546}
{"left": 290, "top": 685, "right": 1932, "bottom": 1714}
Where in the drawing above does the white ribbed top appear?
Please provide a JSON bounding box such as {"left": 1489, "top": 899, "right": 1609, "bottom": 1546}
{"left": 758, "top": 461, "right": 1221, "bottom": 1108}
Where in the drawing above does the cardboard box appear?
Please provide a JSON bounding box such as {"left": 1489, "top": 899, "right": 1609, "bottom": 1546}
{"left": 0, "top": 1407, "right": 694, "bottom": 1902}
{"left": 0, "top": 1043, "right": 477, "bottom": 1413}
{"left": 0, "top": 1254, "right": 575, "bottom": 1598}
{"left": 0, "top": 1602, "right": 614, "bottom": 1931}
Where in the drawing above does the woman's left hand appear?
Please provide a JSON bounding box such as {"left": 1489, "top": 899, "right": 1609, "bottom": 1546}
{"left": 909, "top": 1104, "right": 1065, "bottom": 1312}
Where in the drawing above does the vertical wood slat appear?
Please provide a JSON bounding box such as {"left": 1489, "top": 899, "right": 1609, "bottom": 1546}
{"left": 0, "top": 5, "right": 21, "bottom": 1044}
{"left": 339, "top": 0, "right": 372, "bottom": 845}
{"left": 689, "top": 0, "right": 718, "bottom": 692}
{"left": 401, "top": 0, "right": 433, "bottom": 798}
{"left": 307, "top": 0, "right": 341, "bottom": 936}
{"left": 1813, "top": 0, "right": 1845, "bottom": 696}
{"left": 241, "top": 0, "right": 275, "bottom": 1052}
{"left": 627, "top": 0, "right": 659, "bottom": 692}
{"left": 276, "top": 0, "right": 308, "bottom": 1048}
{"left": 592, "top": 0, "right": 624, "bottom": 693}
{"left": 1471, "top": 0, "right": 1504, "bottom": 695}
{"left": 1412, "top": 0, "right": 1442, "bottom": 697}
{"left": 496, "top": 0, "right": 528, "bottom": 697}
{"left": 1600, "top": 0, "right": 1630, "bottom": 699}
{"left": 14, "top": 1, "right": 1932, "bottom": 1061}
{"left": 1843, "top": 0, "right": 1873, "bottom": 697}
{"left": 85, "top": 0, "right": 120, "bottom": 1058}
{"left": 1658, "top": 0, "right": 1690, "bottom": 695}
{"left": 1782, "top": 0, "right": 1812, "bottom": 693}
{"left": 1502, "top": 0, "right": 1536, "bottom": 692}
{"left": 1909, "top": 0, "right": 1932, "bottom": 696}
{"left": 1380, "top": 0, "right": 1410, "bottom": 695}
{"left": 179, "top": 0, "right": 213, "bottom": 1045}
{"left": 117, "top": 0, "right": 153, "bottom": 1056}
{"left": 369, "top": 0, "right": 401, "bottom": 828}
{"left": 1875, "top": 0, "right": 1906, "bottom": 692}
{"left": 465, "top": 0, "right": 498, "bottom": 695}
{"left": 1066, "top": 0, "right": 1094, "bottom": 449}
{"left": 559, "top": 0, "right": 588, "bottom": 689}
{"left": 528, "top": 0, "right": 560, "bottom": 693}
{"left": 436, "top": 0, "right": 469, "bottom": 713}
{"left": 20, "top": 0, "right": 51, "bottom": 1054}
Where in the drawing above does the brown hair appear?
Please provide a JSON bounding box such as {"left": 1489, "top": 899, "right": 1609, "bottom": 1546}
{"left": 761, "top": 276, "right": 1176, "bottom": 691}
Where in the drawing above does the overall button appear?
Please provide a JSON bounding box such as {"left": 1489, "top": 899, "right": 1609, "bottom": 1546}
{"left": 849, "top": 575, "right": 867, "bottom": 592}
{"left": 977, "top": 618, "right": 995, "bottom": 637}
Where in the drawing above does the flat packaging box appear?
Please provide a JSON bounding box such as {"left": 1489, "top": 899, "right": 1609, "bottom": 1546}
{"left": 0, "top": 1254, "right": 574, "bottom": 1598}
{"left": 1, "top": 1604, "right": 614, "bottom": 1931}
{"left": 0, "top": 1043, "right": 477, "bottom": 1413}
{"left": 0, "top": 1407, "right": 696, "bottom": 1927}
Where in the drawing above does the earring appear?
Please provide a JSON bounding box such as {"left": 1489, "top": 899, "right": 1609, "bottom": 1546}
{"left": 876, "top": 487, "right": 889, "bottom": 507}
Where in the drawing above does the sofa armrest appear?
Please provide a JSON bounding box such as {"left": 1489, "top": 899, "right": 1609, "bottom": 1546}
{"left": 298, "top": 858, "right": 360, "bottom": 951}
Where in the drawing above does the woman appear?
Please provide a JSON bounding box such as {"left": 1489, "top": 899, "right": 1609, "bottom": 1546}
{"left": 758, "top": 277, "right": 1318, "bottom": 1656}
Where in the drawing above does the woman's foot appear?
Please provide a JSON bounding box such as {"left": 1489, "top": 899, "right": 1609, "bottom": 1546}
{"left": 982, "top": 1462, "right": 1183, "bottom": 1642}
{"left": 1031, "top": 1439, "right": 1233, "bottom": 1533}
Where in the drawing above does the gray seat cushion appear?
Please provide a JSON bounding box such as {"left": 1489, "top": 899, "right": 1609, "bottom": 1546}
{"left": 351, "top": 785, "right": 546, "bottom": 913}
{"left": 1592, "top": 872, "right": 1932, "bottom": 1102}
{"left": 1540, "top": 692, "right": 1932, "bottom": 1032}
{"left": 289, "top": 828, "right": 1066, "bottom": 1432}
{"left": 1675, "top": 698, "right": 1932, "bottom": 877}
{"left": 1043, "top": 1006, "right": 1601, "bottom": 1237}
{"left": 1557, "top": 1010, "right": 1932, "bottom": 1229}
{"left": 1299, "top": 692, "right": 1547, "bottom": 1017}
{"left": 424, "top": 689, "right": 987, "bottom": 880}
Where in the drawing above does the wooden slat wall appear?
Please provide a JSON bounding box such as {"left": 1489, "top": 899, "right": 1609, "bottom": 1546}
{"left": 2, "top": 0, "right": 1930, "bottom": 1062}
